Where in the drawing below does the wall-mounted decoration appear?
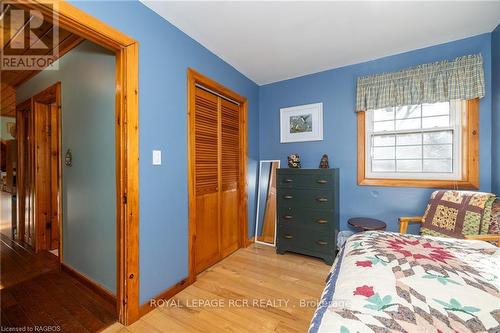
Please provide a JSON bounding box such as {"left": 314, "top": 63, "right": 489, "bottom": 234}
{"left": 6, "top": 122, "right": 16, "bottom": 138}
{"left": 319, "top": 154, "right": 329, "bottom": 168}
{"left": 280, "top": 102, "right": 323, "bottom": 143}
{"left": 287, "top": 153, "right": 301, "bottom": 168}
{"left": 65, "top": 149, "right": 73, "bottom": 167}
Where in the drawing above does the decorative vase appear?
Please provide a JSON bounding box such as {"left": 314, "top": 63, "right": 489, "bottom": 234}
{"left": 319, "top": 154, "right": 329, "bottom": 168}
{"left": 287, "top": 153, "right": 301, "bottom": 168}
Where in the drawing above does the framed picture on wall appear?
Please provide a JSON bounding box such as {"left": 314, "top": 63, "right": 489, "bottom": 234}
{"left": 280, "top": 102, "right": 323, "bottom": 143}
{"left": 6, "top": 122, "right": 16, "bottom": 138}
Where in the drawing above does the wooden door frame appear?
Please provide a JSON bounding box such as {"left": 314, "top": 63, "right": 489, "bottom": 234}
{"left": 17, "top": 82, "right": 61, "bottom": 253}
{"left": 9, "top": 0, "right": 140, "bottom": 325}
{"left": 187, "top": 68, "right": 248, "bottom": 284}
{"left": 15, "top": 97, "right": 33, "bottom": 247}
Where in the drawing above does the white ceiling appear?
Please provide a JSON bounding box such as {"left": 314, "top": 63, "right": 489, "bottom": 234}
{"left": 141, "top": 1, "right": 500, "bottom": 85}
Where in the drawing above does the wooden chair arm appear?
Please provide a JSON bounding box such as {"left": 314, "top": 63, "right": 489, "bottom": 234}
{"left": 464, "top": 234, "right": 500, "bottom": 247}
{"left": 399, "top": 216, "right": 424, "bottom": 234}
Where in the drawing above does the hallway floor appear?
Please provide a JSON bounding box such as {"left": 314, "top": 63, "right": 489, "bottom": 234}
{"left": 0, "top": 234, "right": 116, "bottom": 332}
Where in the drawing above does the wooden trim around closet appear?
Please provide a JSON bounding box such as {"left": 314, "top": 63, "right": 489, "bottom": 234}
{"left": 187, "top": 68, "right": 249, "bottom": 284}
{"left": 9, "top": 0, "right": 140, "bottom": 325}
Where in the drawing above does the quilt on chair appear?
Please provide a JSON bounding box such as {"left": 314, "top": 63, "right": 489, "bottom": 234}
{"left": 421, "top": 190, "right": 496, "bottom": 238}
{"left": 309, "top": 231, "right": 500, "bottom": 333}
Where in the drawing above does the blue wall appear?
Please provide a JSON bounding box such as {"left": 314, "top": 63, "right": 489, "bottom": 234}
{"left": 492, "top": 24, "right": 500, "bottom": 194}
{"left": 17, "top": 41, "right": 117, "bottom": 293}
{"left": 70, "top": 1, "right": 260, "bottom": 303}
{"left": 259, "top": 33, "right": 493, "bottom": 233}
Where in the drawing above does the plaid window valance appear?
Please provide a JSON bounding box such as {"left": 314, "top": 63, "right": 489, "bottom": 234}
{"left": 355, "top": 54, "right": 485, "bottom": 112}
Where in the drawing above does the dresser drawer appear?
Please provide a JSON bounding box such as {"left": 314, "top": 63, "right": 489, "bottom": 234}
{"left": 277, "top": 173, "right": 334, "bottom": 189}
{"left": 278, "top": 189, "right": 333, "bottom": 210}
{"left": 278, "top": 224, "right": 335, "bottom": 254}
{"left": 278, "top": 207, "right": 334, "bottom": 232}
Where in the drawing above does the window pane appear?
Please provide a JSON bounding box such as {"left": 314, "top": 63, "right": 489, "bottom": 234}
{"left": 422, "top": 115, "right": 449, "bottom": 128}
{"left": 397, "top": 160, "right": 422, "bottom": 172}
{"left": 423, "top": 144, "right": 452, "bottom": 158}
{"left": 373, "top": 134, "right": 395, "bottom": 146}
{"left": 396, "top": 145, "right": 422, "bottom": 159}
{"left": 374, "top": 107, "right": 394, "bottom": 121}
{"left": 372, "top": 160, "right": 395, "bottom": 172}
{"left": 397, "top": 133, "right": 422, "bottom": 146}
{"left": 423, "top": 131, "right": 453, "bottom": 144}
{"left": 373, "top": 146, "right": 395, "bottom": 159}
{"left": 396, "top": 118, "right": 421, "bottom": 130}
{"left": 368, "top": 101, "right": 461, "bottom": 179}
{"left": 395, "top": 104, "right": 420, "bottom": 119}
{"left": 373, "top": 120, "right": 394, "bottom": 132}
{"left": 422, "top": 102, "right": 449, "bottom": 117}
{"left": 423, "top": 159, "right": 452, "bottom": 173}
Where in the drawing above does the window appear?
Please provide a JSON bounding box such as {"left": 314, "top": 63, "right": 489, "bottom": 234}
{"left": 357, "top": 99, "right": 479, "bottom": 189}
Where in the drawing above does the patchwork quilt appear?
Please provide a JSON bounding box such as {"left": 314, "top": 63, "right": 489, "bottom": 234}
{"left": 421, "top": 190, "right": 496, "bottom": 238}
{"left": 309, "top": 231, "right": 500, "bottom": 333}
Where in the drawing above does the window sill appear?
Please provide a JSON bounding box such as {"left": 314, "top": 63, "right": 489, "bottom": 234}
{"left": 357, "top": 177, "right": 478, "bottom": 189}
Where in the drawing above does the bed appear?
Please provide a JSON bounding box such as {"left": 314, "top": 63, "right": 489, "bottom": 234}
{"left": 309, "top": 231, "right": 500, "bottom": 333}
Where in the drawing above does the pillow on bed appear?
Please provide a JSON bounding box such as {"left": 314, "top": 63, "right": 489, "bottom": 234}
{"left": 421, "top": 190, "right": 495, "bottom": 238}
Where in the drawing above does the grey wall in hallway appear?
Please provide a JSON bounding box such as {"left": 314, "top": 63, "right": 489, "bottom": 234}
{"left": 17, "top": 41, "right": 117, "bottom": 293}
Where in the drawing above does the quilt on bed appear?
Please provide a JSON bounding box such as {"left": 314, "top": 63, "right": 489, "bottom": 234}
{"left": 309, "top": 231, "right": 500, "bottom": 333}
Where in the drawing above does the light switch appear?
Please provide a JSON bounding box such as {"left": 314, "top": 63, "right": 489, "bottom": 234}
{"left": 153, "top": 150, "right": 162, "bottom": 165}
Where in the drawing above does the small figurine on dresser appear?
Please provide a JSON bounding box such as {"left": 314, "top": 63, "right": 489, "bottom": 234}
{"left": 319, "top": 154, "right": 329, "bottom": 168}
{"left": 287, "top": 153, "right": 301, "bottom": 168}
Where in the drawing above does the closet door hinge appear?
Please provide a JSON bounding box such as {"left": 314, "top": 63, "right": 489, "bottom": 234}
{"left": 123, "top": 194, "right": 127, "bottom": 204}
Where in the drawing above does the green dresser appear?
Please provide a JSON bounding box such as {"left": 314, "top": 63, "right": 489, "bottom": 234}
{"left": 276, "top": 168, "right": 339, "bottom": 265}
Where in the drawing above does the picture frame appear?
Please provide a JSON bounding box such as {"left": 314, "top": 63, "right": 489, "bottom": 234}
{"left": 6, "top": 122, "right": 16, "bottom": 138}
{"left": 280, "top": 102, "right": 323, "bottom": 143}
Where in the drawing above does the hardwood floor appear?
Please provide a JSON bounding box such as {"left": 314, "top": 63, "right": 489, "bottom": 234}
{"left": 0, "top": 234, "right": 59, "bottom": 289}
{"left": 104, "top": 244, "right": 330, "bottom": 333}
{"left": 0, "top": 234, "right": 116, "bottom": 332}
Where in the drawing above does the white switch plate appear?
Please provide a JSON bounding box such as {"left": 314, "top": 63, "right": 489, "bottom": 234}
{"left": 152, "top": 150, "right": 162, "bottom": 165}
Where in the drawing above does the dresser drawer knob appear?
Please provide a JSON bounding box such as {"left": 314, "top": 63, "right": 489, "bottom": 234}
{"left": 316, "top": 197, "right": 328, "bottom": 203}
{"left": 283, "top": 215, "right": 293, "bottom": 220}
{"left": 316, "top": 240, "right": 328, "bottom": 246}
{"left": 316, "top": 219, "right": 328, "bottom": 224}
{"left": 283, "top": 235, "right": 294, "bottom": 239}
{"left": 283, "top": 178, "right": 293, "bottom": 183}
{"left": 283, "top": 195, "right": 294, "bottom": 199}
{"left": 316, "top": 179, "right": 328, "bottom": 184}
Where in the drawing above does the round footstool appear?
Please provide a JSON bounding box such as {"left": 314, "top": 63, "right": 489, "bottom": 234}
{"left": 348, "top": 217, "right": 387, "bottom": 232}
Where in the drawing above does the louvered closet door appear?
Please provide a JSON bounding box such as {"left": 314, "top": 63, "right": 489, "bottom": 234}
{"left": 220, "top": 98, "right": 240, "bottom": 257}
{"left": 194, "top": 87, "right": 221, "bottom": 274}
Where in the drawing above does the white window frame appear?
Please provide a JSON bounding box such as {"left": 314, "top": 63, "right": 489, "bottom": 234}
{"left": 365, "top": 100, "right": 463, "bottom": 180}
